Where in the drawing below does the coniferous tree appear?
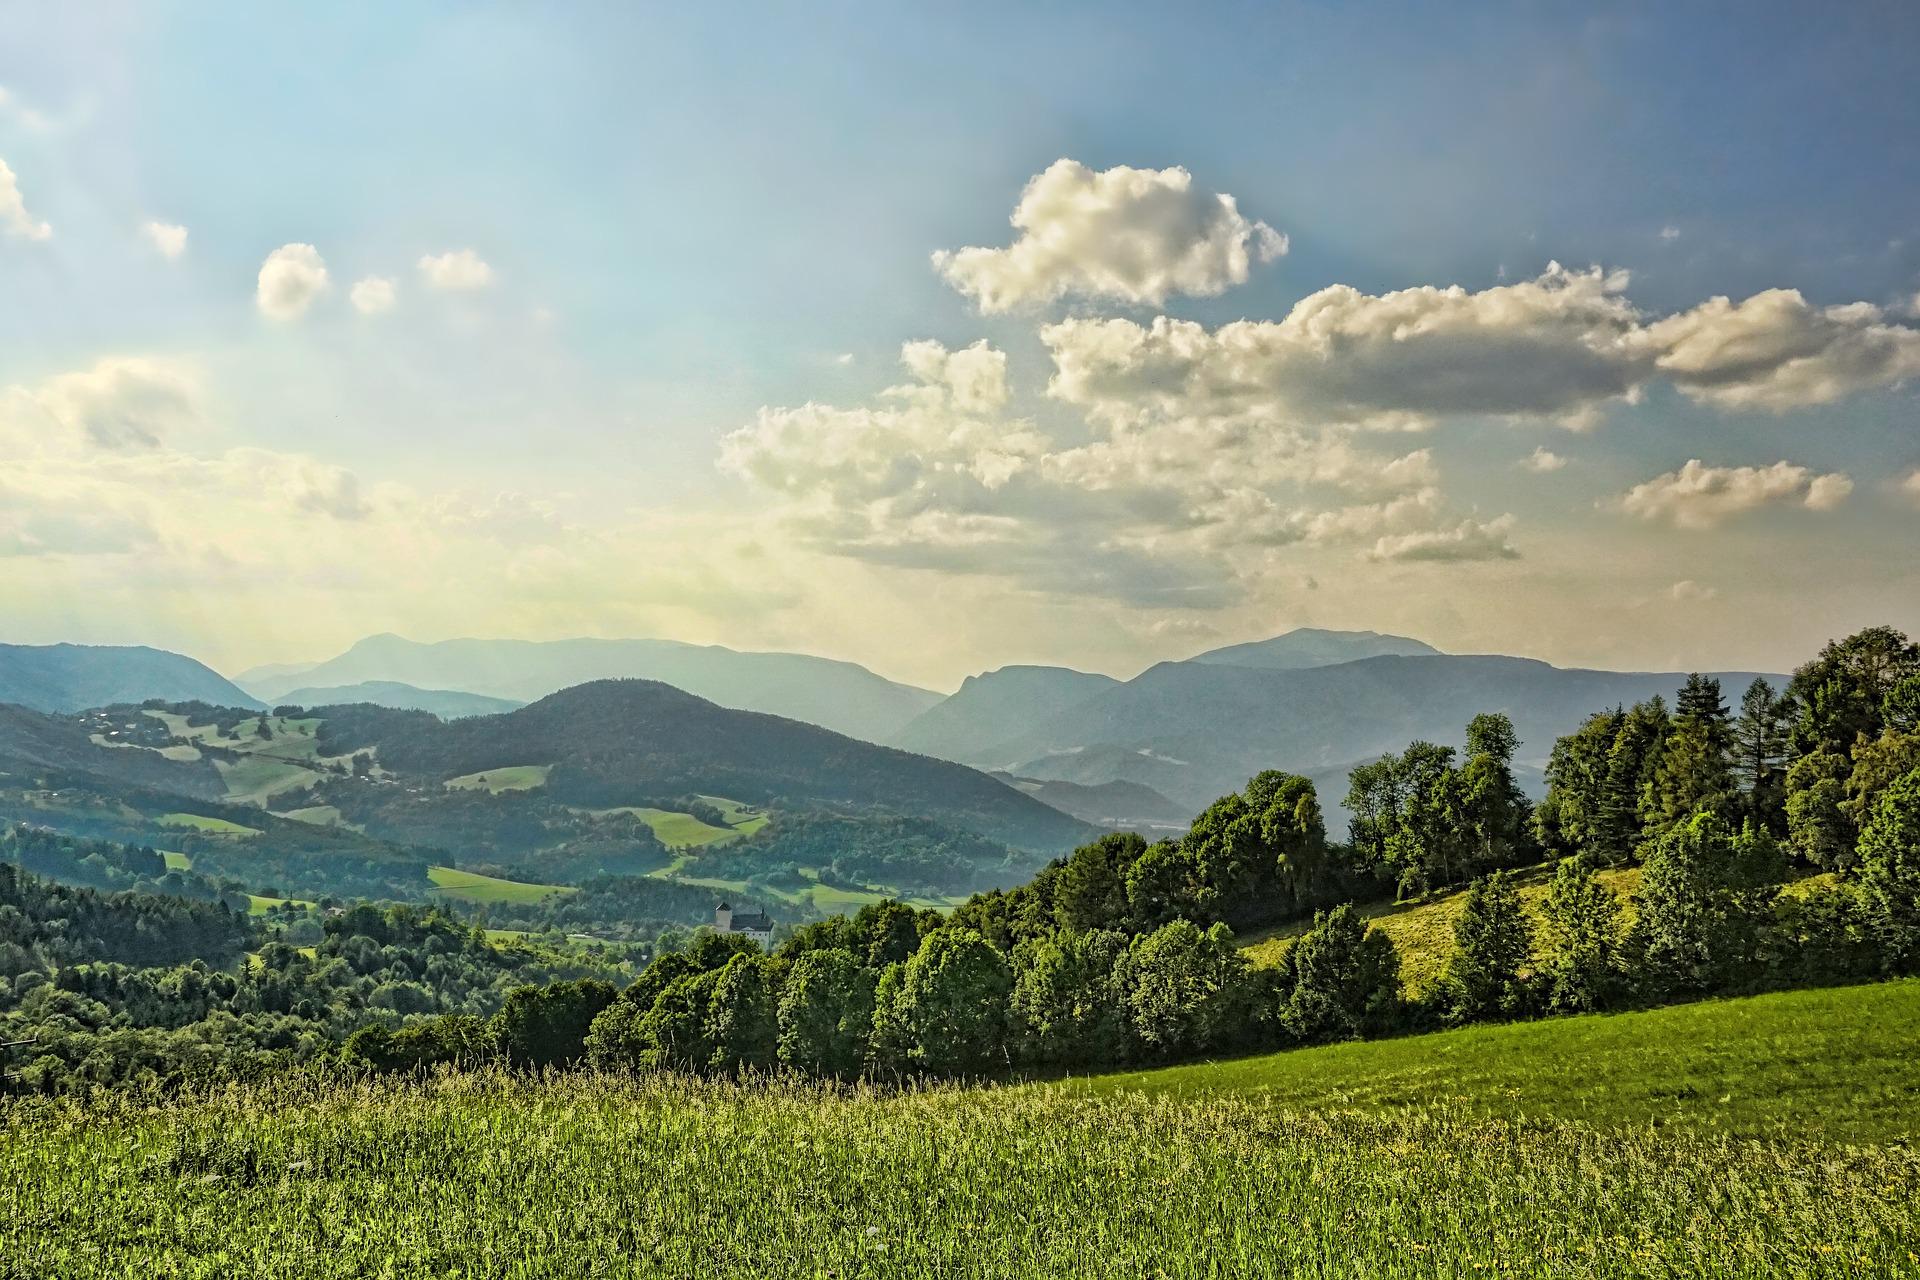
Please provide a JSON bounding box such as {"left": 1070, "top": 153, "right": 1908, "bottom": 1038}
{"left": 1653, "top": 675, "right": 1737, "bottom": 829}
{"left": 1444, "top": 871, "right": 1533, "bottom": 1021}
{"left": 1732, "top": 678, "right": 1790, "bottom": 827}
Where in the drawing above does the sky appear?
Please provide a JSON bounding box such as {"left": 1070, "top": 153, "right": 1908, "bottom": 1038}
{"left": 1, "top": 1, "right": 1918, "bottom": 691}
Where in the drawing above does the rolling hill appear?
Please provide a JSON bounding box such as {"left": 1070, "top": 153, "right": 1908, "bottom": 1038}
{"left": 0, "top": 643, "right": 262, "bottom": 714}
{"left": 236, "top": 634, "right": 942, "bottom": 743}
{"left": 276, "top": 681, "right": 523, "bottom": 719}
{"left": 319, "top": 679, "right": 1095, "bottom": 851}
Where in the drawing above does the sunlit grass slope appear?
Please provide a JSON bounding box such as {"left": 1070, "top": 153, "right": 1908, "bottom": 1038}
{"left": 425, "top": 865, "right": 573, "bottom": 905}
{"left": 6, "top": 1063, "right": 1916, "bottom": 1279}
{"left": 1071, "top": 979, "right": 1920, "bottom": 1144}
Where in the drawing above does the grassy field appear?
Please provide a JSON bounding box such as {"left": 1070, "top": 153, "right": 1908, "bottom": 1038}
{"left": 445, "top": 765, "right": 551, "bottom": 793}
{"left": 159, "top": 850, "right": 191, "bottom": 871}
{"left": 1071, "top": 979, "right": 1920, "bottom": 1144}
{"left": 426, "top": 864, "right": 574, "bottom": 905}
{"left": 623, "top": 806, "right": 742, "bottom": 847}
{"left": 1241, "top": 862, "right": 1845, "bottom": 999}
{"left": 279, "top": 804, "right": 342, "bottom": 827}
{"left": 6, "top": 1051, "right": 1917, "bottom": 1278}
{"left": 157, "top": 812, "right": 260, "bottom": 837}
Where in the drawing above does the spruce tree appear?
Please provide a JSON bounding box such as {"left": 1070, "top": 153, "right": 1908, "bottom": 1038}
{"left": 1445, "top": 871, "right": 1533, "bottom": 1021}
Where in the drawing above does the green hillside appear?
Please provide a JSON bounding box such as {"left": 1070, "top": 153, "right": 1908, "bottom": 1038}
{"left": 1072, "top": 979, "right": 1920, "bottom": 1143}
{"left": 426, "top": 864, "right": 574, "bottom": 905}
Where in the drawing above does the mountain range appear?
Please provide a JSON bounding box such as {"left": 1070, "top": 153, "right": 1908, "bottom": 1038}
{"left": 238, "top": 635, "right": 941, "bottom": 742}
{"left": 888, "top": 632, "right": 1783, "bottom": 818}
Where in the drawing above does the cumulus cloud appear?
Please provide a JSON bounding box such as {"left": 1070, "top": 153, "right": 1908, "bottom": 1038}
{"left": 141, "top": 220, "right": 188, "bottom": 259}
{"left": 1521, "top": 446, "right": 1568, "bottom": 472}
{"left": 351, "top": 276, "right": 397, "bottom": 315}
{"left": 418, "top": 249, "right": 493, "bottom": 291}
{"left": 720, "top": 338, "right": 1512, "bottom": 603}
{"left": 932, "top": 159, "right": 1286, "bottom": 312}
{"left": 1043, "top": 264, "right": 1920, "bottom": 431}
{"left": 1641, "top": 290, "right": 1920, "bottom": 410}
{"left": 1669, "top": 579, "right": 1717, "bottom": 601}
{"left": 1903, "top": 469, "right": 1920, "bottom": 503}
{"left": 0, "top": 157, "right": 51, "bottom": 241}
{"left": 7, "top": 357, "right": 199, "bottom": 450}
{"left": 1659, "top": 225, "right": 1681, "bottom": 242}
{"left": 256, "top": 244, "right": 329, "bottom": 320}
{"left": 1618, "top": 459, "right": 1853, "bottom": 529}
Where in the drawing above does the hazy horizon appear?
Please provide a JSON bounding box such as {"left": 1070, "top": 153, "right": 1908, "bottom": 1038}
{"left": 4, "top": 3, "right": 1918, "bottom": 689}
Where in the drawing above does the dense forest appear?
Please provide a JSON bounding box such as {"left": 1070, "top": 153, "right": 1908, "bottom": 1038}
{"left": 4, "top": 625, "right": 1917, "bottom": 1091}
{"left": 0, "top": 844, "right": 633, "bottom": 1092}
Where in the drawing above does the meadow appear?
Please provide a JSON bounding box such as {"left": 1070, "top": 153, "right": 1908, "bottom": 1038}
{"left": 426, "top": 864, "right": 575, "bottom": 906}
{"left": 4, "top": 1068, "right": 1915, "bottom": 1278}
{"left": 1071, "top": 979, "right": 1920, "bottom": 1143}
{"left": 6, "top": 980, "right": 1920, "bottom": 1277}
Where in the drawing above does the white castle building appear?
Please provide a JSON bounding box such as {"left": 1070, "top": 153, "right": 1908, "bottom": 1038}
{"left": 714, "top": 901, "right": 773, "bottom": 946}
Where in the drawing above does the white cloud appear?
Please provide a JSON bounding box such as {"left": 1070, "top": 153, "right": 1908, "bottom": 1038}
{"left": 141, "top": 220, "right": 188, "bottom": 259}
{"left": 1642, "top": 290, "right": 1920, "bottom": 410}
{"left": 0, "top": 157, "right": 51, "bottom": 241}
{"left": 6, "top": 357, "right": 199, "bottom": 450}
{"left": 1659, "top": 225, "right": 1681, "bottom": 242}
{"left": 1521, "top": 446, "right": 1567, "bottom": 472}
{"left": 256, "top": 243, "right": 329, "bottom": 320}
{"left": 1367, "top": 515, "right": 1518, "bottom": 563}
{"left": 417, "top": 249, "right": 493, "bottom": 291}
{"left": 1043, "top": 264, "right": 1920, "bottom": 432}
{"left": 899, "top": 339, "right": 1008, "bottom": 414}
{"left": 1903, "top": 469, "right": 1920, "bottom": 503}
{"left": 1669, "top": 579, "right": 1717, "bottom": 602}
{"left": 834, "top": 352, "right": 855, "bottom": 366}
{"left": 932, "top": 159, "right": 1286, "bottom": 312}
{"left": 350, "top": 275, "right": 397, "bottom": 315}
{"left": 1618, "top": 459, "right": 1853, "bottom": 529}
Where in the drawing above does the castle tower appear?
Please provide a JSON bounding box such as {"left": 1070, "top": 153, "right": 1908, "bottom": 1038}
{"left": 715, "top": 902, "right": 733, "bottom": 932}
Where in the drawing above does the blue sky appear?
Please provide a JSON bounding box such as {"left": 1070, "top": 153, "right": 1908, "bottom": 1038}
{"left": 1, "top": 2, "right": 1917, "bottom": 687}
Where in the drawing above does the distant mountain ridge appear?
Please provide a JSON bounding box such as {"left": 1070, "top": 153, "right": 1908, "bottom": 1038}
{"left": 0, "top": 643, "right": 262, "bottom": 714}
{"left": 882, "top": 629, "right": 1785, "bottom": 823}
{"left": 990, "top": 653, "right": 1784, "bottom": 814}
{"left": 1185, "top": 627, "right": 1443, "bottom": 670}
{"left": 275, "top": 681, "right": 523, "bottom": 720}
{"left": 890, "top": 665, "right": 1120, "bottom": 760}
{"left": 237, "top": 634, "right": 942, "bottom": 743}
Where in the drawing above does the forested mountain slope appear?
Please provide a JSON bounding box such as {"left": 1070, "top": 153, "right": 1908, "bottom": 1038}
{"left": 0, "top": 643, "right": 261, "bottom": 714}
{"left": 318, "top": 680, "right": 1095, "bottom": 851}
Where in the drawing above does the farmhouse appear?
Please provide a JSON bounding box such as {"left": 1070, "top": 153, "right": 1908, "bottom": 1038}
{"left": 714, "top": 901, "right": 773, "bottom": 946}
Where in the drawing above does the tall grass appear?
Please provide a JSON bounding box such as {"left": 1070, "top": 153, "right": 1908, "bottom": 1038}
{"left": 6, "top": 1069, "right": 1917, "bottom": 1278}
